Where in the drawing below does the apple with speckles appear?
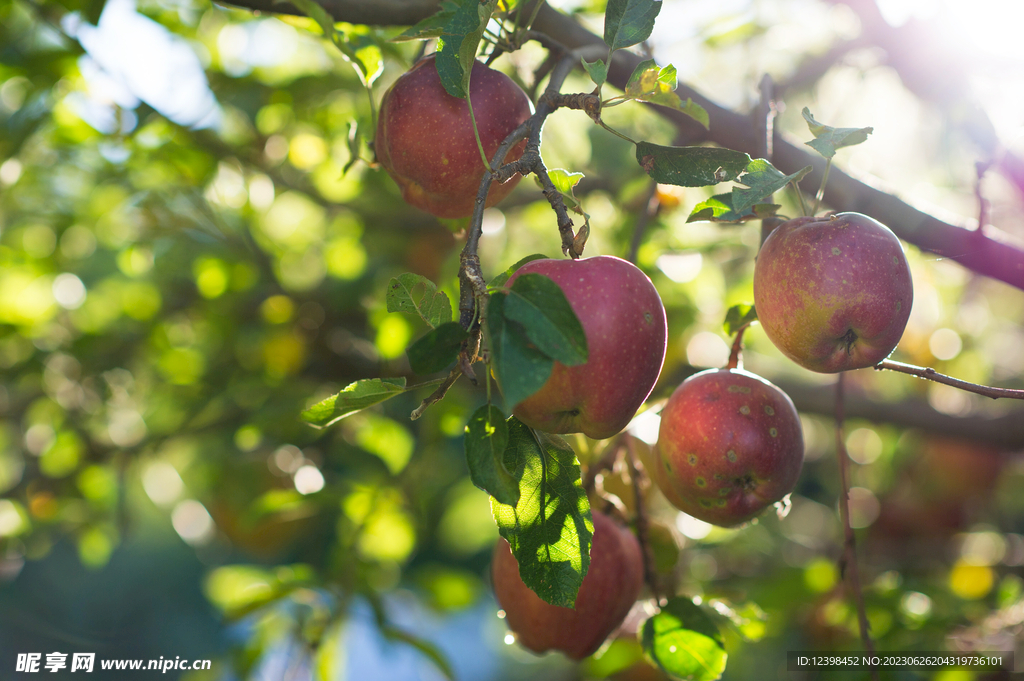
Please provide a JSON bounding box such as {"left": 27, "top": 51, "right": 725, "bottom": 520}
{"left": 505, "top": 256, "right": 667, "bottom": 440}
{"left": 375, "top": 55, "right": 533, "bottom": 219}
{"left": 651, "top": 368, "right": 804, "bottom": 527}
{"left": 753, "top": 212, "right": 913, "bottom": 373}
{"left": 491, "top": 510, "right": 644, "bottom": 660}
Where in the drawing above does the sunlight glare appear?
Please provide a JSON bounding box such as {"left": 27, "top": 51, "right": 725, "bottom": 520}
{"left": 74, "top": 0, "right": 220, "bottom": 129}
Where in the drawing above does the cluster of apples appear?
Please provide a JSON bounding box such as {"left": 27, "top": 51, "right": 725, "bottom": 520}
{"left": 376, "top": 56, "right": 914, "bottom": 660}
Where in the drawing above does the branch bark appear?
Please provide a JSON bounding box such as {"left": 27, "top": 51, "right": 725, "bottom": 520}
{"left": 219, "top": 0, "right": 1024, "bottom": 293}
{"left": 528, "top": 4, "right": 1024, "bottom": 292}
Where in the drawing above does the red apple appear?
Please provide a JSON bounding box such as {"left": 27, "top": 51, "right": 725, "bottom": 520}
{"left": 505, "top": 256, "right": 667, "bottom": 440}
{"left": 491, "top": 510, "right": 644, "bottom": 660}
{"left": 752, "top": 212, "right": 913, "bottom": 373}
{"left": 375, "top": 55, "right": 533, "bottom": 219}
{"left": 652, "top": 368, "right": 804, "bottom": 527}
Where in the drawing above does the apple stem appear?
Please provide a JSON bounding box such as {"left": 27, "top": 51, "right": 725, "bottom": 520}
{"left": 598, "top": 121, "right": 639, "bottom": 145}
{"left": 726, "top": 324, "right": 747, "bottom": 370}
{"left": 812, "top": 157, "right": 832, "bottom": 216}
{"left": 834, "top": 373, "right": 879, "bottom": 679}
{"left": 625, "top": 438, "right": 662, "bottom": 602}
{"left": 465, "top": 91, "right": 493, "bottom": 172}
{"left": 875, "top": 358, "right": 1024, "bottom": 400}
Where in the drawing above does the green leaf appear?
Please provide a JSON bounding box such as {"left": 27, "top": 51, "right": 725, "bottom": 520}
{"left": 335, "top": 25, "right": 384, "bottom": 88}
{"left": 386, "top": 273, "right": 453, "bottom": 329}
{"left": 391, "top": 1, "right": 459, "bottom": 42}
{"left": 640, "top": 597, "right": 727, "bottom": 681}
{"left": 505, "top": 273, "right": 588, "bottom": 367}
{"left": 547, "top": 168, "right": 585, "bottom": 195}
{"left": 541, "top": 170, "right": 590, "bottom": 234}
{"left": 623, "top": 60, "right": 708, "bottom": 128}
{"left": 489, "top": 254, "right": 548, "bottom": 290}
{"left": 282, "top": 0, "right": 337, "bottom": 40}
{"left": 490, "top": 417, "right": 593, "bottom": 607}
{"left": 638, "top": 91, "right": 704, "bottom": 129}
{"left": 284, "top": 0, "right": 383, "bottom": 87}
{"left": 636, "top": 143, "right": 750, "bottom": 187}
{"left": 582, "top": 57, "right": 608, "bottom": 87}
{"left": 723, "top": 304, "right": 757, "bottom": 336}
{"left": 435, "top": 0, "right": 499, "bottom": 99}
{"left": 730, "top": 158, "right": 812, "bottom": 215}
{"left": 406, "top": 321, "right": 468, "bottom": 374}
{"left": 604, "top": 0, "right": 662, "bottom": 52}
{"left": 675, "top": 98, "right": 710, "bottom": 129}
{"left": 752, "top": 203, "right": 782, "bottom": 219}
{"left": 802, "top": 107, "right": 873, "bottom": 160}
{"left": 465, "top": 405, "right": 518, "bottom": 506}
{"left": 708, "top": 599, "right": 767, "bottom": 642}
{"left": 624, "top": 59, "right": 663, "bottom": 95}
{"left": 381, "top": 626, "right": 456, "bottom": 681}
{"left": 342, "top": 120, "right": 361, "bottom": 175}
{"left": 301, "top": 378, "right": 408, "bottom": 428}
{"left": 486, "top": 292, "right": 553, "bottom": 410}
{"left": 686, "top": 194, "right": 779, "bottom": 223}
{"left": 656, "top": 62, "right": 677, "bottom": 88}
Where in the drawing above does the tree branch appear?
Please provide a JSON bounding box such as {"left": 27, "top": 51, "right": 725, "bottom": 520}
{"left": 875, "top": 359, "right": 1024, "bottom": 401}
{"left": 219, "top": 0, "right": 1024, "bottom": 291}
{"left": 526, "top": 5, "right": 1024, "bottom": 292}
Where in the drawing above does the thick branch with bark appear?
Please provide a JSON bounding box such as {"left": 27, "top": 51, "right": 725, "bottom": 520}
{"left": 221, "top": 0, "right": 1024, "bottom": 292}
{"left": 527, "top": 4, "right": 1024, "bottom": 291}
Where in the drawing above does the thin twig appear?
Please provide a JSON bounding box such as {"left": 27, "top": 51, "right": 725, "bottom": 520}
{"left": 534, "top": 161, "right": 581, "bottom": 257}
{"left": 875, "top": 359, "right": 1024, "bottom": 400}
{"left": 410, "top": 367, "right": 461, "bottom": 420}
{"left": 835, "top": 373, "right": 878, "bottom": 679}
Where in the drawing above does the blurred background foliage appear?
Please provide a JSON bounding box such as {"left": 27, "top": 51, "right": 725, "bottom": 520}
{"left": 2, "top": 0, "right": 1024, "bottom": 678}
